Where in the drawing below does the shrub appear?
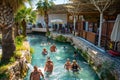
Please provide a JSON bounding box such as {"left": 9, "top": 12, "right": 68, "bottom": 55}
{"left": 0, "top": 64, "right": 13, "bottom": 79}
{"left": 46, "top": 31, "right": 50, "bottom": 37}
{"left": 30, "top": 47, "right": 34, "bottom": 55}
{"left": 9, "top": 57, "right": 15, "bottom": 62}
{"left": 14, "top": 51, "right": 22, "bottom": 59}
{"left": 16, "top": 45, "right": 27, "bottom": 51}
{"left": 55, "top": 35, "right": 67, "bottom": 42}
{"left": 15, "top": 35, "right": 25, "bottom": 46}
{"left": 0, "top": 73, "right": 9, "bottom": 79}
{"left": 25, "top": 55, "right": 31, "bottom": 63}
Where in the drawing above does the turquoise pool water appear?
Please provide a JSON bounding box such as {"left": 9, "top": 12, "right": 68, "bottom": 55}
{"left": 24, "top": 34, "right": 99, "bottom": 80}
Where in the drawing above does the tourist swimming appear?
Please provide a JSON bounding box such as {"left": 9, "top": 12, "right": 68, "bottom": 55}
{"left": 44, "top": 57, "right": 54, "bottom": 77}
{"left": 71, "top": 60, "right": 81, "bottom": 73}
{"left": 64, "top": 58, "right": 71, "bottom": 71}
{"left": 42, "top": 48, "right": 48, "bottom": 55}
{"left": 30, "top": 66, "right": 44, "bottom": 80}
{"left": 50, "top": 43, "right": 57, "bottom": 52}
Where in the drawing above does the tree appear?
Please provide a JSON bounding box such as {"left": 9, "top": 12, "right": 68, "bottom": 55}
{"left": 36, "top": 0, "right": 54, "bottom": 32}
{"left": 15, "top": 7, "right": 36, "bottom": 37}
{"left": 90, "top": 0, "right": 113, "bottom": 47}
{"left": 0, "top": 0, "right": 33, "bottom": 63}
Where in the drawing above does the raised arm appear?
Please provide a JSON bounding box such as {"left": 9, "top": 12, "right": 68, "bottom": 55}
{"left": 30, "top": 72, "right": 33, "bottom": 80}
{"left": 39, "top": 70, "right": 44, "bottom": 79}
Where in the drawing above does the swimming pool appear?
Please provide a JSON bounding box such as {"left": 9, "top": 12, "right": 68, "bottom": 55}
{"left": 24, "top": 33, "right": 99, "bottom": 80}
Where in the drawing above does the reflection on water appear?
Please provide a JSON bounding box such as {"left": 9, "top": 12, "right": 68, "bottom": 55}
{"left": 24, "top": 34, "right": 99, "bottom": 80}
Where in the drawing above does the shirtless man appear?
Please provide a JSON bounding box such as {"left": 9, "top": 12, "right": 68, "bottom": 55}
{"left": 50, "top": 44, "right": 57, "bottom": 52}
{"left": 44, "top": 57, "right": 54, "bottom": 76}
{"left": 64, "top": 58, "right": 71, "bottom": 71}
{"left": 30, "top": 66, "right": 44, "bottom": 80}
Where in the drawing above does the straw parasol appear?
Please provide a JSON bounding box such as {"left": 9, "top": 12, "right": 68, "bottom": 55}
{"left": 110, "top": 14, "right": 120, "bottom": 50}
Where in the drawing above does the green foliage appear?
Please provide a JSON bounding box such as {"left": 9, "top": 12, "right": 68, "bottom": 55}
{"left": 55, "top": 35, "right": 67, "bottom": 42}
{"left": 16, "top": 45, "right": 28, "bottom": 51}
{"left": 46, "top": 31, "right": 50, "bottom": 37}
{"left": 81, "top": 51, "right": 88, "bottom": 60}
{"left": 0, "top": 66, "right": 8, "bottom": 74}
{"left": 14, "top": 51, "right": 22, "bottom": 59}
{"left": 0, "top": 73, "right": 9, "bottom": 79}
{"left": 36, "top": 0, "right": 54, "bottom": 15}
{"left": 0, "top": 63, "right": 14, "bottom": 79}
{"left": 10, "top": 57, "right": 15, "bottom": 62}
{"left": 30, "top": 47, "right": 34, "bottom": 55}
{"left": 15, "top": 35, "right": 25, "bottom": 46}
{"left": 26, "top": 55, "right": 31, "bottom": 63}
{"left": 15, "top": 7, "right": 36, "bottom": 24}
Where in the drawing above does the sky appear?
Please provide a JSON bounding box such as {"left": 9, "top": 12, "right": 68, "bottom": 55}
{"left": 54, "top": 0, "right": 68, "bottom": 4}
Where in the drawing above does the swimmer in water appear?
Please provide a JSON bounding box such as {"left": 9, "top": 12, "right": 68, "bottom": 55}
{"left": 30, "top": 66, "right": 44, "bottom": 80}
{"left": 42, "top": 48, "right": 48, "bottom": 55}
{"left": 64, "top": 58, "right": 71, "bottom": 71}
{"left": 50, "top": 43, "right": 57, "bottom": 52}
{"left": 44, "top": 57, "right": 54, "bottom": 77}
{"left": 71, "top": 60, "right": 81, "bottom": 73}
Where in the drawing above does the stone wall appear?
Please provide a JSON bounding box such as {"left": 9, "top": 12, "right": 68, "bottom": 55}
{"left": 0, "top": 41, "right": 31, "bottom": 80}
{"left": 8, "top": 50, "right": 30, "bottom": 80}
{"left": 50, "top": 32, "right": 120, "bottom": 80}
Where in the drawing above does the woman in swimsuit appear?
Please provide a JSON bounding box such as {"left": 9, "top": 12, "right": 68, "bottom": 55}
{"left": 71, "top": 60, "right": 81, "bottom": 73}
{"left": 64, "top": 58, "right": 71, "bottom": 71}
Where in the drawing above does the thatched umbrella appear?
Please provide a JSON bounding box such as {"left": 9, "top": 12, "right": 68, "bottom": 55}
{"left": 111, "top": 14, "right": 120, "bottom": 50}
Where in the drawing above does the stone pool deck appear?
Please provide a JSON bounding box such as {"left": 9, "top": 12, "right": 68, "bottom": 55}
{"left": 50, "top": 32, "right": 120, "bottom": 80}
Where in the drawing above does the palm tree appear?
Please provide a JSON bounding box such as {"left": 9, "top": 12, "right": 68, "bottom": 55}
{"left": 15, "top": 7, "right": 36, "bottom": 37}
{"left": 36, "top": 0, "right": 54, "bottom": 32}
{"left": 0, "top": 0, "right": 33, "bottom": 63}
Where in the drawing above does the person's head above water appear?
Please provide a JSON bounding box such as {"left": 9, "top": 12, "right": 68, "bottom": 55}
{"left": 73, "top": 60, "right": 77, "bottom": 64}
{"left": 47, "top": 56, "right": 50, "bottom": 59}
{"left": 47, "top": 56, "right": 51, "bottom": 61}
{"left": 34, "top": 66, "right": 38, "bottom": 71}
{"left": 43, "top": 48, "right": 46, "bottom": 51}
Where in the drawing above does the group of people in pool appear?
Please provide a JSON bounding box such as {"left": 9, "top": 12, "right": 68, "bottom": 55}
{"left": 30, "top": 57, "right": 81, "bottom": 80}
{"left": 42, "top": 43, "right": 57, "bottom": 55}
{"left": 30, "top": 57, "right": 53, "bottom": 80}
{"left": 64, "top": 58, "right": 81, "bottom": 73}
{"left": 30, "top": 43, "right": 80, "bottom": 80}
